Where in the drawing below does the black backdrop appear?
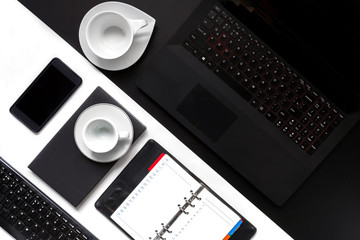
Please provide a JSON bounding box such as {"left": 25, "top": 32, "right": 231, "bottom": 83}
{"left": 18, "top": 0, "right": 360, "bottom": 239}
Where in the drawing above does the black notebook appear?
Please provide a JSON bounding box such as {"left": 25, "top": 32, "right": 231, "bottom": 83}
{"left": 28, "top": 87, "right": 146, "bottom": 207}
{"left": 95, "top": 140, "right": 256, "bottom": 240}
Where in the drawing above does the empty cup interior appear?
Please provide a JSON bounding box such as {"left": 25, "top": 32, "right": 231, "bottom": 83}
{"left": 86, "top": 11, "right": 132, "bottom": 59}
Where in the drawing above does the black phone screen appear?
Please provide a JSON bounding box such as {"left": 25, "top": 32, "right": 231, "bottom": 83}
{"left": 10, "top": 58, "right": 82, "bottom": 132}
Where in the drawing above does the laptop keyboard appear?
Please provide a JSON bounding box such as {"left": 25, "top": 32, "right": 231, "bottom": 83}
{"left": 0, "top": 156, "right": 97, "bottom": 240}
{"left": 183, "top": 5, "right": 344, "bottom": 155}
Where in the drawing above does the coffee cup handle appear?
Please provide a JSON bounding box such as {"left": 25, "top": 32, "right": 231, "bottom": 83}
{"left": 128, "top": 19, "right": 148, "bottom": 35}
{"left": 118, "top": 131, "right": 130, "bottom": 139}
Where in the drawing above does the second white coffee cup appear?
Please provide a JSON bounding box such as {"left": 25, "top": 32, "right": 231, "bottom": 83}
{"left": 82, "top": 117, "right": 129, "bottom": 154}
{"left": 86, "top": 11, "right": 147, "bottom": 60}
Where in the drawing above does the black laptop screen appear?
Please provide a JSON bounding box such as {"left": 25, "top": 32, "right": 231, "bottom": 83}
{"left": 258, "top": 0, "right": 359, "bottom": 80}
{"left": 224, "top": 0, "right": 360, "bottom": 111}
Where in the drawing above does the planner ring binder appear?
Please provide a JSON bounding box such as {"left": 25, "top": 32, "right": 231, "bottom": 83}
{"left": 152, "top": 185, "right": 205, "bottom": 240}
{"left": 96, "top": 140, "right": 257, "bottom": 240}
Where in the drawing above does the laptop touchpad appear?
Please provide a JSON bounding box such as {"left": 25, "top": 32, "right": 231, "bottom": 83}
{"left": 177, "top": 84, "right": 237, "bottom": 142}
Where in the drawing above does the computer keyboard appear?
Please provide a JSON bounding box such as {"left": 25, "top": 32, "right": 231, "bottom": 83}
{"left": 183, "top": 5, "right": 344, "bottom": 155}
{"left": 0, "top": 156, "right": 98, "bottom": 240}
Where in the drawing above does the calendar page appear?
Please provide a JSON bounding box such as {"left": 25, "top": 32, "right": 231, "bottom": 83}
{"left": 111, "top": 154, "right": 242, "bottom": 240}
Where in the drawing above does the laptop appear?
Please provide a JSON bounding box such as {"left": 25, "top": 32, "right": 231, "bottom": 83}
{"left": 136, "top": 0, "right": 360, "bottom": 205}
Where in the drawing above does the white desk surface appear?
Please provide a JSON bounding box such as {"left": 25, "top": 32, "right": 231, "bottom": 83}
{"left": 0, "top": 0, "right": 292, "bottom": 239}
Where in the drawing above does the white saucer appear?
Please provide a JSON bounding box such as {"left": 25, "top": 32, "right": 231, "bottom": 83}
{"left": 74, "top": 103, "right": 134, "bottom": 162}
{"left": 79, "top": 1, "right": 155, "bottom": 71}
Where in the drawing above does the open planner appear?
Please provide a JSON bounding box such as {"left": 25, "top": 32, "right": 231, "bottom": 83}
{"left": 95, "top": 140, "right": 256, "bottom": 240}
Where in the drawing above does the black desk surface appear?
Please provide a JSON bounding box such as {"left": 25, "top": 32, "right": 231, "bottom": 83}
{"left": 18, "top": 0, "right": 360, "bottom": 239}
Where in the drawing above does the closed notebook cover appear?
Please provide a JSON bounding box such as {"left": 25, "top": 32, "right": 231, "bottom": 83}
{"left": 95, "top": 139, "right": 256, "bottom": 239}
{"left": 28, "top": 87, "right": 146, "bottom": 207}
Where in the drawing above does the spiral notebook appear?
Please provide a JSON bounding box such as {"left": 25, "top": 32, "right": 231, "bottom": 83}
{"left": 95, "top": 140, "right": 256, "bottom": 240}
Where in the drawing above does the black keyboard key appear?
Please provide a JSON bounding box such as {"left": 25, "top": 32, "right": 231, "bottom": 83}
{"left": 16, "top": 210, "right": 26, "bottom": 221}
{"left": 189, "top": 32, "right": 207, "bottom": 49}
{"left": 208, "top": 35, "right": 217, "bottom": 45}
{"left": 206, "top": 60, "right": 216, "bottom": 69}
{"left": 307, "top": 134, "right": 316, "bottom": 144}
{"left": 38, "top": 229, "right": 49, "bottom": 239}
{"left": 264, "top": 71, "right": 273, "bottom": 81}
{"left": 202, "top": 18, "right": 214, "bottom": 29}
{"left": 220, "top": 33, "right": 228, "bottom": 42}
{"left": 294, "top": 136, "right": 303, "bottom": 145}
{"left": 287, "top": 118, "right": 296, "bottom": 127}
{"left": 0, "top": 184, "right": 9, "bottom": 194}
{"left": 265, "top": 111, "right": 277, "bottom": 122}
{"left": 205, "top": 46, "right": 215, "bottom": 56}
{"left": 271, "top": 103, "right": 280, "bottom": 112}
{"left": 212, "top": 52, "right": 222, "bottom": 62}
{"left": 278, "top": 84, "right": 287, "bottom": 93}
{"left": 227, "top": 39, "right": 236, "bottom": 50}
{"left": 306, "top": 144, "right": 317, "bottom": 155}
{"left": 249, "top": 84, "right": 258, "bottom": 94}
{"left": 285, "top": 90, "right": 295, "bottom": 100}
{"left": 282, "top": 126, "right": 290, "bottom": 134}
{"left": 220, "top": 59, "right": 229, "bottom": 69}
{"left": 183, "top": 40, "right": 192, "bottom": 50}
{"left": 0, "top": 208, "right": 10, "bottom": 219}
{"left": 259, "top": 80, "right": 268, "bottom": 90}
{"left": 266, "top": 86, "right": 276, "bottom": 96}
{"left": 273, "top": 93, "right": 283, "bottom": 102}
{"left": 289, "top": 106, "right": 302, "bottom": 119}
{"left": 2, "top": 175, "right": 11, "bottom": 184}
{"left": 15, "top": 220, "right": 25, "bottom": 231}
{"left": 208, "top": 10, "right": 217, "bottom": 20}
{"left": 251, "top": 99, "right": 260, "bottom": 108}
{"left": 227, "top": 65, "right": 236, "bottom": 75}
{"left": 307, "top": 109, "right": 316, "bottom": 118}
{"left": 51, "top": 226, "right": 61, "bottom": 237}
{"left": 308, "top": 121, "right": 316, "bottom": 130}
{"left": 278, "top": 110, "right": 290, "bottom": 121}
{"left": 196, "top": 24, "right": 210, "bottom": 38}
{"left": 288, "top": 131, "right": 296, "bottom": 139}
{"left": 301, "top": 141, "right": 309, "bottom": 150}
{"left": 22, "top": 226, "right": 32, "bottom": 237}
{"left": 67, "top": 229, "right": 78, "bottom": 238}
{"left": 313, "top": 114, "right": 321, "bottom": 123}
{"left": 301, "top": 129, "right": 309, "bottom": 138}
{"left": 288, "top": 80, "right": 297, "bottom": 89}
{"left": 304, "top": 94, "right": 314, "bottom": 104}
{"left": 222, "top": 48, "right": 231, "bottom": 58}
{"left": 229, "top": 54, "right": 240, "bottom": 64}
{"left": 7, "top": 214, "right": 17, "bottom": 224}
{"left": 258, "top": 105, "right": 267, "bottom": 114}
{"left": 299, "top": 103, "right": 309, "bottom": 112}
{"left": 263, "top": 97, "right": 273, "bottom": 106}
{"left": 24, "top": 217, "right": 34, "bottom": 226}
{"left": 275, "top": 120, "right": 284, "bottom": 128}
{"left": 215, "top": 16, "right": 225, "bottom": 25}
{"left": 313, "top": 125, "right": 321, "bottom": 135}
{"left": 215, "top": 42, "right": 224, "bottom": 51}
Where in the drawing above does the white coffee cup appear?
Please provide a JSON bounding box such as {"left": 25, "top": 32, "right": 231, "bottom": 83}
{"left": 86, "top": 11, "right": 147, "bottom": 60}
{"left": 82, "top": 117, "right": 129, "bottom": 153}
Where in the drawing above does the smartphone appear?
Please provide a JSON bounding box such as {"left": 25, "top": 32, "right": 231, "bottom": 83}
{"left": 10, "top": 58, "right": 82, "bottom": 133}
